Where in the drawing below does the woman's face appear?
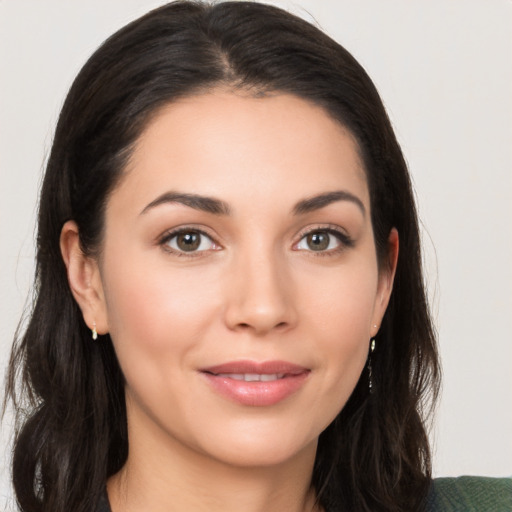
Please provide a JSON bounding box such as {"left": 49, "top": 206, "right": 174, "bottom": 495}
{"left": 90, "top": 91, "right": 396, "bottom": 468}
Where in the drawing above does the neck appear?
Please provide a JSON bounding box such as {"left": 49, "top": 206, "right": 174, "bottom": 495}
{"left": 107, "top": 403, "right": 320, "bottom": 512}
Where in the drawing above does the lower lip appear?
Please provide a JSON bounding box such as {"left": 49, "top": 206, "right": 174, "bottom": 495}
{"left": 202, "top": 372, "right": 309, "bottom": 407}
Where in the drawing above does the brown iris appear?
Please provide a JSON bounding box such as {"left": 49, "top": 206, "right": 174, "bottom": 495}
{"left": 306, "top": 231, "right": 330, "bottom": 251}
{"left": 176, "top": 231, "right": 201, "bottom": 251}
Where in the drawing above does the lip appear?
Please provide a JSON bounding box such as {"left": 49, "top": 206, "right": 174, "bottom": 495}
{"left": 200, "top": 360, "right": 310, "bottom": 407}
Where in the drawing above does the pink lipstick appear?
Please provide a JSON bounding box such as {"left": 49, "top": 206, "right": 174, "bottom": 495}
{"left": 200, "top": 360, "right": 310, "bottom": 406}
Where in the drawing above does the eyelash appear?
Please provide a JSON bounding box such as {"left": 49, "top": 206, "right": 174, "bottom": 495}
{"left": 158, "top": 225, "right": 354, "bottom": 258}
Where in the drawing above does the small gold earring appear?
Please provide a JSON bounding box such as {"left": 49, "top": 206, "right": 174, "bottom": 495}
{"left": 92, "top": 322, "right": 98, "bottom": 340}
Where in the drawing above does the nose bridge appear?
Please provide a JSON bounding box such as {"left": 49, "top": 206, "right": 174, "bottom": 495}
{"left": 224, "top": 241, "right": 296, "bottom": 334}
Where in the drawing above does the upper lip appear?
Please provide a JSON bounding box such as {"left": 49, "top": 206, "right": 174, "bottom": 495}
{"left": 200, "top": 360, "right": 310, "bottom": 376}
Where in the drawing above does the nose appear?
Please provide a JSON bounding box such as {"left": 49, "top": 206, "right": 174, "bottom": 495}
{"left": 223, "top": 250, "right": 297, "bottom": 336}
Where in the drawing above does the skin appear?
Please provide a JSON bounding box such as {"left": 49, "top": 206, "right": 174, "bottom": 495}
{"left": 61, "top": 91, "right": 398, "bottom": 512}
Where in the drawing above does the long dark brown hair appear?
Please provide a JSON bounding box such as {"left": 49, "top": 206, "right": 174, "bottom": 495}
{"left": 4, "top": 2, "right": 440, "bottom": 511}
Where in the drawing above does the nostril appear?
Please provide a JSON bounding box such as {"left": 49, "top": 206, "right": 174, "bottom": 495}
{"left": 234, "top": 320, "right": 288, "bottom": 332}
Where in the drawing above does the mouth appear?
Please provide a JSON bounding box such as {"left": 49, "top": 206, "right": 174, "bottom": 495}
{"left": 211, "top": 373, "right": 288, "bottom": 382}
{"left": 200, "top": 360, "right": 310, "bottom": 407}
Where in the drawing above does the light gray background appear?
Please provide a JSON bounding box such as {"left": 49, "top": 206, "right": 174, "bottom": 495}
{"left": 1, "top": 0, "right": 511, "bottom": 506}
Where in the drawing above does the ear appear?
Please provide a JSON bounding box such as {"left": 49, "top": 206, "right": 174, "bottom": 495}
{"left": 371, "top": 228, "right": 399, "bottom": 337}
{"left": 60, "top": 220, "right": 108, "bottom": 335}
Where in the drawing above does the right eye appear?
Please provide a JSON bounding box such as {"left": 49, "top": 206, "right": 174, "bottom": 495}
{"left": 296, "top": 230, "right": 342, "bottom": 252}
{"left": 161, "top": 229, "right": 218, "bottom": 254}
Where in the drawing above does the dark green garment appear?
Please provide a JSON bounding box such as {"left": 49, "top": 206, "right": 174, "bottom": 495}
{"left": 426, "top": 476, "right": 512, "bottom": 511}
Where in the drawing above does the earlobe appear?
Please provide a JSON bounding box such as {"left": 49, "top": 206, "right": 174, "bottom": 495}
{"left": 60, "top": 220, "right": 108, "bottom": 335}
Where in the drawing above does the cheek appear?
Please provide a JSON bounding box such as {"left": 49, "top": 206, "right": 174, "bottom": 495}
{"left": 101, "top": 253, "right": 223, "bottom": 366}
{"left": 301, "top": 259, "right": 379, "bottom": 338}
{"left": 298, "top": 261, "right": 378, "bottom": 399}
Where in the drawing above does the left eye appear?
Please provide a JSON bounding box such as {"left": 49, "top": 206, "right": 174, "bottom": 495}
{"left": 296, "top": 230, "right": 343, "bottom": 252}
{"left": 163, "top": 230, "right": 216, "bottom": 253}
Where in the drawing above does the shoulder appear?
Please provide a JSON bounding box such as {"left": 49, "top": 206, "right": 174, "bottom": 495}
{"left": 425, "top": 476, "right": 512, "bottom": 511}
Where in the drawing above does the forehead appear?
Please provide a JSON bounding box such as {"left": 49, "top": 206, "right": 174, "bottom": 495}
{"left": 114, "top": 91, "right": 369, "bottom": 214}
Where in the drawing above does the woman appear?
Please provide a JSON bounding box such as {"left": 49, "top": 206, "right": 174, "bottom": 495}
{"left": 3, "top": 2, "right": 510, "bottom": 512}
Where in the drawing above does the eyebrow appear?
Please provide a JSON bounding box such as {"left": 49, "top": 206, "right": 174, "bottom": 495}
{"left": 140, "top": 192, "right": 231, "bottom": 216}
{"left": 140, "top": 189, "right": 365, "bottom": 217}
{"left": 292, "top": 190, "right": 366, "bottom": 216}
